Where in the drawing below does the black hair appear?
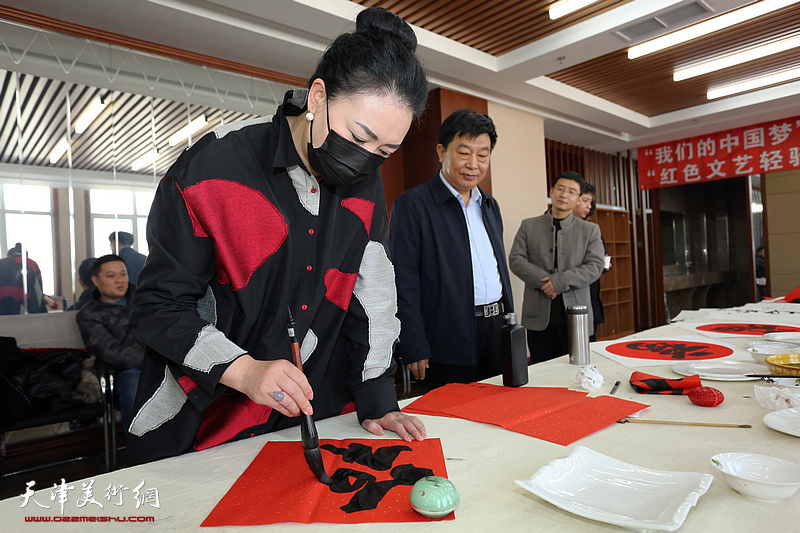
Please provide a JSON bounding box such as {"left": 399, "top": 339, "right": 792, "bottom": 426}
{"left": 438, "top": 109, "right": 498, "bottom": 151}
{"left": 92, "top": 254, "right": 125, "bottom": 277}
{"left": 583, "top": 182, "right": 597, "bottom": 217}
{"left": 109, "top": 231, "right": 134, "bottom": 246}
{"left": 309, "top": 7, "right": 428, "bottom": 118}
{"left": 78, "top": 257, "right": 96, "bottom": 286}
{"left": 554, "top": 171, "right": 587, "bottom": 194}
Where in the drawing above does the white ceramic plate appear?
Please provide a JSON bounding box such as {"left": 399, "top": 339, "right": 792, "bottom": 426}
{"left": 672, "top": 361, "right": 768, "bottom": 381}
{"left": 764, "top": 332, "right": 800, "bottom": 343}
{"left": 763, "top": 407, "right": 800, "bottom": 438}
{"left": 515, "top": 446, "right": 713, "bottom": 532}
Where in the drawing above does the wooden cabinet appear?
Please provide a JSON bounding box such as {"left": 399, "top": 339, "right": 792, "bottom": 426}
{"left": 593, "top": 208, "right": 635, "bottom": 340}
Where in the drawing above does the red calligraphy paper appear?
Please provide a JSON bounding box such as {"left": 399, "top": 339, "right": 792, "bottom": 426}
{"left": 401, "top": 382, "right": 509, "bottom": 417}
{"left": 404, "top": 386, "right": 649, "bottom": 446}
{"left": 638, "top": 114, "right": 800, "bottom": 190}
{"left": 515, "top": 396, "right": 649, "bottom": 445}
{"left": 606, "top": 340, "right": 733, "bottom": 361}
{"left": 202, "top": 438, "right": 450, "bottom": 527}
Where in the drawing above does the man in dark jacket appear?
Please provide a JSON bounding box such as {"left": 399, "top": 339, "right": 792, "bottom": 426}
{"left": 76, "top": 254, "right": 144, "bottom": 431}
{"left": 389, "top": 109, "right": 513, "bottom": 390}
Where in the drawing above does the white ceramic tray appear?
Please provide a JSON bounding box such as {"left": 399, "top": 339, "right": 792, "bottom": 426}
{"left": 763, "top": 407, "right": 800, "bottom": 438}
{"left": 672, "top": 360, "right": 768, "bottom": 381}
{"left": 515, "top": 446, "right": 713, "bottom": 532}
{"left": 764, "top": 332, "right": 800, "bottom": 344}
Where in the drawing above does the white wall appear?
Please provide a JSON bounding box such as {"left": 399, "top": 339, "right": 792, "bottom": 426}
{"left": 486, "top": 102, "right": 548, "bottom": 316}
{"left": 765, "top": 169, "right": 800, "bottom": 296}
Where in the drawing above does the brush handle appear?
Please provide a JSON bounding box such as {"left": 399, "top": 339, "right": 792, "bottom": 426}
{"left": 619, "top": 418, "right": 751, "bottom": 428}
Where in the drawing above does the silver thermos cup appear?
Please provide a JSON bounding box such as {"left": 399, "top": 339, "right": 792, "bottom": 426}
{"left": 567, "top": 305, "right": 590, "bottom": 365}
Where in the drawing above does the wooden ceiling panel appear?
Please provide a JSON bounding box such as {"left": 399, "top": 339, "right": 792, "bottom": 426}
{"left": 548, "top": 5, "right": 800, "bottom": 116}
{"left": 353, "top": 0, "right": 633, "bottom": 56}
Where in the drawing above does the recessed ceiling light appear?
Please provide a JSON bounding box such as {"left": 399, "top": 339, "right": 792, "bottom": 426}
{"left": 74, "top": 96, "right": 106, "bottom": 134}
{"left": 707, "top": 66, "right": 800, "bottom": 99}
{"left": 49, "top": 137, "right": 69, "bottom": 164}
{"left": 675, "top": 34, "right": 800, "bottom": 81}
{"left": 549, "top": 0, "right": 600, "bottom": 20}
{"left": 168, "top": 115, "right": 208, "bottom": 146}
{"left": 131, "top": 149, "right": 159, "bottom": 171}
{"left": 629, "top": 0, "right": 798, "bottom": 59}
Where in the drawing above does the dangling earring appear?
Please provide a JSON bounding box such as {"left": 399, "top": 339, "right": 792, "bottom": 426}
{"left": 305, "top": 111, "right": 314, "bottom": 122}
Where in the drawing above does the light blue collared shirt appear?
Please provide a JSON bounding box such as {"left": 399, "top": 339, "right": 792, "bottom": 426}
{"left": 439, "top": 172, "right": 503, "bottom": 306}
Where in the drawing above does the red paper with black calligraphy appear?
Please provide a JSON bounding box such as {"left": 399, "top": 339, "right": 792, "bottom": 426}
{"left": 638, "top": 114, "right": 800, "bottom": 190}
{"left": 606, "top": 339, "right": 734, "bottom": 360}
{"left": 694, "top": 323, "right": 800, "bottom": 336}
{"left": 201, "top": 438, "right": 450, "bottom": 526}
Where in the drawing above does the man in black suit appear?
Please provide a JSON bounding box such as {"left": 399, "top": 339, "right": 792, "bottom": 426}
{"left": 389, "top": 109, "right": 513, "bottom": 390}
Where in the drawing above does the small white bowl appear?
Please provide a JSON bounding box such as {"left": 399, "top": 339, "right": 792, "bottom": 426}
{"left": 746, "top": 341, "right": 800, "bottom": 364}
{"left": 710, "top": 452, "right": 800, "bottom": 503}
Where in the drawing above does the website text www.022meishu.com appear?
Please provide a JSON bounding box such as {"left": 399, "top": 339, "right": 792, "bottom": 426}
{"left": 25, "top": 516, "right": 155, "bottom": 522}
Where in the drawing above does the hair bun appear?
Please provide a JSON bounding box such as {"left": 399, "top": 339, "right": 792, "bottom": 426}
{"left": 356, "top": 7, "right": 417, "bottom": 51}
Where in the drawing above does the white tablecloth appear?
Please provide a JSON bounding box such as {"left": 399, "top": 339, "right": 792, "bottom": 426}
{"left": 2, "top": 319, "right": 799, "bottom": 531}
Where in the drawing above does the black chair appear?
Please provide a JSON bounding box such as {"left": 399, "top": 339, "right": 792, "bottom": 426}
{"left": 0, "top": 353, "right": 108, "bottom": 478}
{"left": 392, "top": 342, "right": 412, "bottom": 399}
{"left": 94, "top": 359, "right": 118, "bottom": 471}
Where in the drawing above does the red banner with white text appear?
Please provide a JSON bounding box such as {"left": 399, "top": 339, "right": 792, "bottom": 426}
{"left": 637, "top": 115, "right": 800, "bottom": 190}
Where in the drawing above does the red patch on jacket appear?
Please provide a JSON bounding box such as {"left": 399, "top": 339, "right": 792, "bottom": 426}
{"left": 177, "top": 375, "right": 198, "bottom": 394}
{"left": 341, "top": 198, "right": 374, "bottom": 236}
{"left": 339, "top": 401, "right": 356, "bottom": 415}
{"left": 324, "top": 269, "right": 358, "bottom": 311}
{"left": 177, "top": 179, "right": 288, "bottom": 290}
{"left": 194, "top": 392, "right": 273, "bottom": 451}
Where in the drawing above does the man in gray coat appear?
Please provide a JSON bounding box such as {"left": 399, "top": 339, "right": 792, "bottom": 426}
{"left": 509, "top": 171, "right": 604, "bottom": 363}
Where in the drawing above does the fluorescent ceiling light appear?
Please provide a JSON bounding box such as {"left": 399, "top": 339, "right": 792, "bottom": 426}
{"left": 629, "top": 0, "right": 799, "bottom": 59}
{"left": 707, "top": 66, "right": 800, "bottom": 99}
{"left": 49, "top": 137, "right": 69, "bottom": 164}
{"left": 675, "top": 34, "right": 800, "bottom": 81}
{"left": 549, "top": 0, "right": 600, "bottom": 20}
{"left": 74, "top": 97, "right": 106, "bottom": 134}
{"left": 131, "top": 149, "right": 159, "bottom": 171}
{"left": 168, "top": 115, "right": 208, "bottom": 146}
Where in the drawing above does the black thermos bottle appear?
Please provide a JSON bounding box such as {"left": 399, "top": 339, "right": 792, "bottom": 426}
{"left": 501, "top": 312, "right": 528, "bottom": 387}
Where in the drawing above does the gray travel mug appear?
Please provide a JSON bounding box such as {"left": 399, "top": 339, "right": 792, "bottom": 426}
{"left": 567, "top": 305, "right": 590, "bottom": 365}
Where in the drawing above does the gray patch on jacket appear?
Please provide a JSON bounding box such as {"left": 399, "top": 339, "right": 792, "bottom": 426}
{"left": 128, "top": 369, "right": 186, "bottom": 437}
{"left": 288, "top": 165, "right": 320, "bottom": 216}
{"left": 353, "top": 241, "right": 400, "bottom": 381}
{"left": 197, "top": 286, "right": 217, "bottom": 325}
{"left": 183, "top": 324, "right": 246, "bottom": 373}
{"left": 300, "top": 329, "right": 317, "bottom": 366}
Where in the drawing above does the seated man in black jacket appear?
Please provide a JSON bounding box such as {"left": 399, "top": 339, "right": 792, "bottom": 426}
{"left": 76, "top": 254, "right": 144, "bottom": 432}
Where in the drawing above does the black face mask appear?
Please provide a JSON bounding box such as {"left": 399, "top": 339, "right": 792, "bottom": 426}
{"left": 306, "top": 105, "right": 386, "bottom": 187}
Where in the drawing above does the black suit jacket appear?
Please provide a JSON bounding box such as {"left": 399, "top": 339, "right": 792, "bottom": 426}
{"left": 389, "top": 174, "right": 513, "bottom": 366}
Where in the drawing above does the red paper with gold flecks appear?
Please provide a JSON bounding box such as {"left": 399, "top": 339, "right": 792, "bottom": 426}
{"left": 403, "top": 385, "right": 649, "bottom": 447}
{"left": 201, "top": 438, "right": 450, "bottom": 526}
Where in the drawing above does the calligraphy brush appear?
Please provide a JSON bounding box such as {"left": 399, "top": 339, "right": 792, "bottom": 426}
{"left": 617, "top": 418, "right": 751, "bottom": 428}
{"left": 287, "top": 308, "right": 333, "bottom": 485}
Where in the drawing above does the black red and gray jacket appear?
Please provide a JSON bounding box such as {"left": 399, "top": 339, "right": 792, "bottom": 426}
{"left": 128, "top": 90, "right": 399, "bottom": 464}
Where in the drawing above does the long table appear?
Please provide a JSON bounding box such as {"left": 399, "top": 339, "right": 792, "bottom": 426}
{"left": 2, "top": 321, "right": 799, "bottom": 531}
